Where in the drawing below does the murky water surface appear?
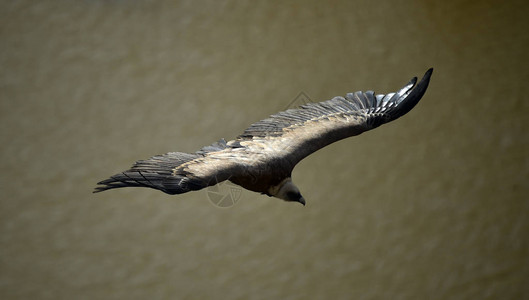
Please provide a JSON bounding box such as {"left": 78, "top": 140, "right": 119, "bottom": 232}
{"left": 1, "top": 1, "right": 527, "bottom": 299}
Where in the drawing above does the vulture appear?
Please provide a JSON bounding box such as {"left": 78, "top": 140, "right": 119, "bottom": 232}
{"left": 95, "top": 68, "right": 433, "bottom": 205}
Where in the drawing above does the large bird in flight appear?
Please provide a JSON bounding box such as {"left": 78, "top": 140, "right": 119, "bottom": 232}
{"left": 95, "top": 68, "right": 433, "bottom": 205}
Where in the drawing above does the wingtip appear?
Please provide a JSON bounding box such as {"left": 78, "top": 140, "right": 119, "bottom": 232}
{"left": 388, "top": 68, "right": 433, "bottom": 120}
{"left": 418, "top": 67, "right": 433, "bottom": 90}
{"left": 423, "top": 68, "right": 433, "bottom": 82}
{"left": 407, "top": 68, "right": 433, "bottom": 89}
{"left": 93, "top": 184, "right": 109, "bottom": 193}
{"left": 411, "top": 68, "right": 433, "bottom": 88}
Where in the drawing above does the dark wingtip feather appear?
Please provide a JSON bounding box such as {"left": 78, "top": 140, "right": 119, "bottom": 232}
{"left": 93, "top": 172, "right": 157, "bottom": 193}
{"left": 389, "top": 68, "right": 433, "bottom": 120}
{"left": 93, "top": 177, "right": 130, "bottom": 193}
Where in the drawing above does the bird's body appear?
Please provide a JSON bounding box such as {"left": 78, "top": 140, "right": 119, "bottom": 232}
{"left": 95, "top": 69, "right": 433, "bottom": 205}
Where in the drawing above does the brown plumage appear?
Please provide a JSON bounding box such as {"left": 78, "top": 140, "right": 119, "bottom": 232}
{"left": 94, "top": 68, "right": 433, "bottom": 205}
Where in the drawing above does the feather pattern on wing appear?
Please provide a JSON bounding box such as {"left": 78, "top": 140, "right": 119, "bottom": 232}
{"left": 94, "top": 139, "right": 243, "bottom": 194}
{"left": 95, "top": 69, "right": 432, "bottom": 197}
{"left": 236, "top": 68, "right": 432, "bottom": 165}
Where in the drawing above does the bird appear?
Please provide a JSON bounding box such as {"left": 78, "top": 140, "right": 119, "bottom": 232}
{"left": 95, "top": 68, "right": 433, "bottom": 205}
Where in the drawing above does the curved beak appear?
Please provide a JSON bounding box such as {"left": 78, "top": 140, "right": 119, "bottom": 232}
{"left": 297, "top": 197, "right": 306, "bottom": 206}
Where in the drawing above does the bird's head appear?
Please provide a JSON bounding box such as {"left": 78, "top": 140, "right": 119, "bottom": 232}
{"left": 270, "top": 178, "right": 305, "bottom": 206}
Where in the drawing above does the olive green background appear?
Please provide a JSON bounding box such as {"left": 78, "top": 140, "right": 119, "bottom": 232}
{"left": 1, "top": 1, "right": 527, "bottom": 299}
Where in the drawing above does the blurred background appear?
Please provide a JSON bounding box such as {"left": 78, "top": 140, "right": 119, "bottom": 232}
{"left": 1, "top": 1, "right": 528, "bottom": 299}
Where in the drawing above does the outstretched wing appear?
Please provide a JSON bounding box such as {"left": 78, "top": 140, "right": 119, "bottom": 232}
{"left": 94, "top": 139, "right": 245, "bottom": 194}
{"left": 95, "top": 69, "right": 432, "bottom": 195}
{"left": 237, "top": 68, "right": 433, "bottom": 166}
